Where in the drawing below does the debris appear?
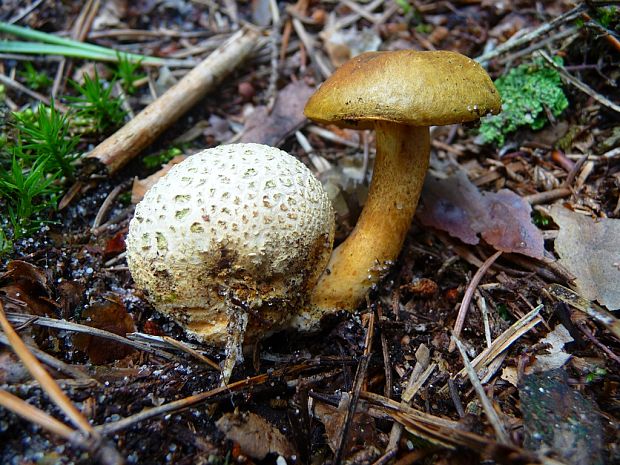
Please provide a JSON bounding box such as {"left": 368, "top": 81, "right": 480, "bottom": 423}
{"left": 418, "top": 168, "right": 545, "bottom": 258}
{"left": 520, "top": 368, "right": 604, "bottom": 465}
{"left": 216, "top": 411, "right": 296, "bottom": 460}
{"left": 313, "top": 396, "right": 382, "bottom": 458}
{"left": 549, "top": 205, "right": 620, "bottom": 310}
{"left": 240, "top": 81, "right": 314, "bottom": 146}
{"left": 131, "top": 155, "right": 187, "bottom": 203}
{"left": 87, "top": 27, "right": 261, "bottom": 173}
{"left": 73, "top": 296, "right": 137, "bottom": 364}
{"left": 321, "top": 27, "right": 381, "bottom": 68}
{"left": 530, "top": 324, "right": 573, "bottom": 372}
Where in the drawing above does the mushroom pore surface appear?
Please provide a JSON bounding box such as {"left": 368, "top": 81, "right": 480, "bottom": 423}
{"left": 126, "top": 144, "right": 335, "bottom": 345}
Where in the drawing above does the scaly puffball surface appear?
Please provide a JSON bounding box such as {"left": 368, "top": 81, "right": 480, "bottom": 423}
{"left": 126, "top": 144, "right": 335, "bottom": 345}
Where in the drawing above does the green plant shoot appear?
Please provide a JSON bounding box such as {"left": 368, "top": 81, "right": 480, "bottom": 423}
{"left": 69, "top": 70, "right": 126, "bottom": 135}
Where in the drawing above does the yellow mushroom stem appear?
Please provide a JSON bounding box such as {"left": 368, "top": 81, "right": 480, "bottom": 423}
{"left": 310, "top": 122, "right": 430, "bottom": 311}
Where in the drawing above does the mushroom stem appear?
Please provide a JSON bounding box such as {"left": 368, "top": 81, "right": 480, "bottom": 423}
{"left": 310, "top": 123, "right": 430, "bottom": 311}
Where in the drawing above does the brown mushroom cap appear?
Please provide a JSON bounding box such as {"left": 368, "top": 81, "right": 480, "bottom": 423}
{"left": 304, "top": 50, "right": 501, "bottom": 129}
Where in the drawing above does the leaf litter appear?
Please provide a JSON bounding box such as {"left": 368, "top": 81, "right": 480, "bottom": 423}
{"left": 0, "top": 1, "right": 619, "bottom": 464}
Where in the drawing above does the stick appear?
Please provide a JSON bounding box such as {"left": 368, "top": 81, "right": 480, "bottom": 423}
{"left": 452, "top": 335, "right": 511, "bottom": 445}
{"left": 86, "top": 26, "right": 262, "bottom": 174}
{"left": 449, "top": 251, "right": 502, "bottom": 352}
{"left": 0, "top": 301, "right": 95, "bottom": 435}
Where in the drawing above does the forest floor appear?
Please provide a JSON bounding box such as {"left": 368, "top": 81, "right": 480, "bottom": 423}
{"left": 0, "top": 1, "right": 619, "bottom": 464}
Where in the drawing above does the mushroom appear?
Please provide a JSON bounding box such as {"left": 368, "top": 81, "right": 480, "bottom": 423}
{"left": 126, "top": 143, "right": 334, "bottom": 376}
{"left": 299, "top": 50, "right": 501, "bottom": 322}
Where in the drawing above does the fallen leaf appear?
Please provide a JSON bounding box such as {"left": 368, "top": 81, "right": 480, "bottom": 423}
{"left": 520, "top": 369, "right": 603, "bottom": 465}
{"left": 417, "top": 169, "right": 545, "bottom": 258}
{"left": 104, "top": 230, "right": 127, "bottom": 258}
{"left": 529, "top": 324, "right": 573, "bottom": 372}
{"left": 131, "top": 155, "right": 187, "bottom": 203}
{"left": 73, "top": 295, "right": 136, "bottom": 364}
{"left": 313, "top": 395, "right": 382, "bottom": 459}
{"left": 0, "top": 260, "right": 56, "bottom": 317}
{"left": 321, "top": 27, "right": 382, "bottom": 68}
{"left": 549, "top": 206, "right": 620, "bottom": 310}
{"left": 240, "top": 81, "right": 314, "bottom": 147}
{"left": 216, "top": 411, "right": 296, "bottom": 460}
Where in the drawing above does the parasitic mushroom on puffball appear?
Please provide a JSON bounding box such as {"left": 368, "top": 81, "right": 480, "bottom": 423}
{"left": 300, "top": 50, "right": 501, "bottom": 323}
{"left": 126, "top": 143, "right": 335, "bottom": 377}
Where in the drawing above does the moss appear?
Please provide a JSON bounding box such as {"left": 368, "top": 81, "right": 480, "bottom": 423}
{"left": 479, "top": 57, "right": 569, "bottom": 146}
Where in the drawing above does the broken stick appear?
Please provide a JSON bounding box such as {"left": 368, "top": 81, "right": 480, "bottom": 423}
{"left": 87, "top": 26, "right": 262, "bottom": 174}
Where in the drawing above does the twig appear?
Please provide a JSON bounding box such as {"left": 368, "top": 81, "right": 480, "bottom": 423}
{"left": 8, "top": 0, "right": 45, "bottom": 24}
{"left": 453, "top": 304, "right": 544, "bottom": 381}
{"left": 452, "top": 335, "right": 511, "bottom": 445}
{"left": 0, "top": 301, "right": 95, "bottom": 435}
{"left": 477, "top": 291, "right": 493, "bottom": 348}
{"left": 538, "top": 50, "right": 620, "bottom": 114}
{"left": 333, "top": 313, "right": 374, "bottom": 465}
{"left": 0, "top": 389, "right": 76, "bottom": 440}
{"left": 0, "top": 390, "right": 123, "bottom": 465}
{"left": 96, "top": 363, "right": 311, "bottom": 435}
{"left": 547, "top": 284, "right": 620, "bottom": 340}
{"left": 0, "top": 73, "right": 68, "bottom": 111}
{"left": 449, "top": 251, "right": 502, "bottom": 352}
{"left": 475, "top": 4, "right": 586, "bottom": 64}
{"left": 92, "top": 185, "right": 123, "bottom": 229}
{"left": 5, "top": 313, "right": 179, "bottom": 361}
{"left": 0, "top": 333, "right": 90, "bottom": 380}
{"left": 86, "top": 26, "right": 262, "bottom": 174}
{"left": 162, "top": 335, "right": 221, "bottom": 371}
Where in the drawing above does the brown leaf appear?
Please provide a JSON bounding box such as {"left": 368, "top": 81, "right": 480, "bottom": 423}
{"left": 313, "top": 398, "right": 382, "bottom": 458}
{"left": 240, "top": 81, "right": 314, "bottom": 147}
{"left": 549, "top": 206, "right": 620, "bottom": 309}
{"left": 104, "top": 230, "right": 127, "bottom": 258}
{"left": 417, "top": 169, "right": 544, "bottom": 258}
{"left": 57, "top": 281, "right": 85, "bottom": 319}
{"left": 216, "top": 411, "right": 296, "bottom": 460}
{"left": 131, "top": 155, "right": 187, "bottom": 203}
{"left": 0, "top": 260, "right": 56, "bottom": 317}
{"left": 73, "top": 295, "right": 136, "bottom": 364}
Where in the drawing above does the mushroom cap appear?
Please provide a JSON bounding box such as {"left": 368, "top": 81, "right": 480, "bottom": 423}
{"left": 126, "top": 144, "right": 335, "bottom": 345}
{"left": 304, "top": 50, "right": 501, "bottom": 129}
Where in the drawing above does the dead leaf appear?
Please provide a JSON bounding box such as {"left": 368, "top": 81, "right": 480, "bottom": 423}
{"left": 131, "top": 155, "right": 187, "bottom": 203}
{"left": 417, "top": 169, "right": 545, "bottom": 258}
{"left": 549, "top": 206, "right": 620, "bottom": 310}
{"left": 0, "top": 260, "right": 56, "bottom": 317}
{"left": 313, "top": 396, "right": 382, "bottom": 458}
{"left": 73, "top": 295, "right": 136, "bottom": 364}
{"left": 520, "top": 369, "right": 603, "bottom": 465}
{"left": 240, "top": 81, "right": 314, "bottom": 147}
{"left": 529, "top": 324, "right": 573, "bottom": 372}
{"left": 104, "top": 230, "right": 127, "bottom": 258}
{"left": 321, "top": 27, "right": 382, "bottom": 68}
{"left": 216, "top": 411, "right": 296, "bottom": 460}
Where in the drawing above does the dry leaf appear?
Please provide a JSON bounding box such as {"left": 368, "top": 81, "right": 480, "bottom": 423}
{"left": 313, "top": 396, "right": 382, "bottom": 458}
{"left": 216, "top": 411, "right": 296, "bottom": 460}
{"left": 131, "top": 155, "right": 187, "bottom": 203}
{"left": 240, "top": 81, "right": 314, "bottom": 147}
{"left": 529, "top": 324, "right": 573, "bottom": 372}
{"left": 520, "top": 369, "right": 603, "bottom": 465}
{"left": 321, "top": 27, "right": 382, "bottom": 68}
{"left": 73, "top": 295, "right": 136, "bottom": 364}
{"left": 0, "top": 260, "right": 56, "bottom": 317}
{"left": 417, "top": 169, "right": 545, "bottom": 258}
{"left": 549, "top": 206, "right": 620, "bottom": 310}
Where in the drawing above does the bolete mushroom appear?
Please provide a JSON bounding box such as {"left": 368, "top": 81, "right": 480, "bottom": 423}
{"left": 301, "top": 50, "right": 501, "bottom": 321}
{"left": 126, "top": 143, "right": 334, "bottom": 375}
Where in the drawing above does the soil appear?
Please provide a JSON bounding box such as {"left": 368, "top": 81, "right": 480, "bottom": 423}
{"left": 0, "top": 1, "right": 619, "bottom": 465}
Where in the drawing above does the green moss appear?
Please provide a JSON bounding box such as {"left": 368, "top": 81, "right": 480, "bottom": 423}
{"left": 479, "top": 57, "right": 569, "bottom": 146}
